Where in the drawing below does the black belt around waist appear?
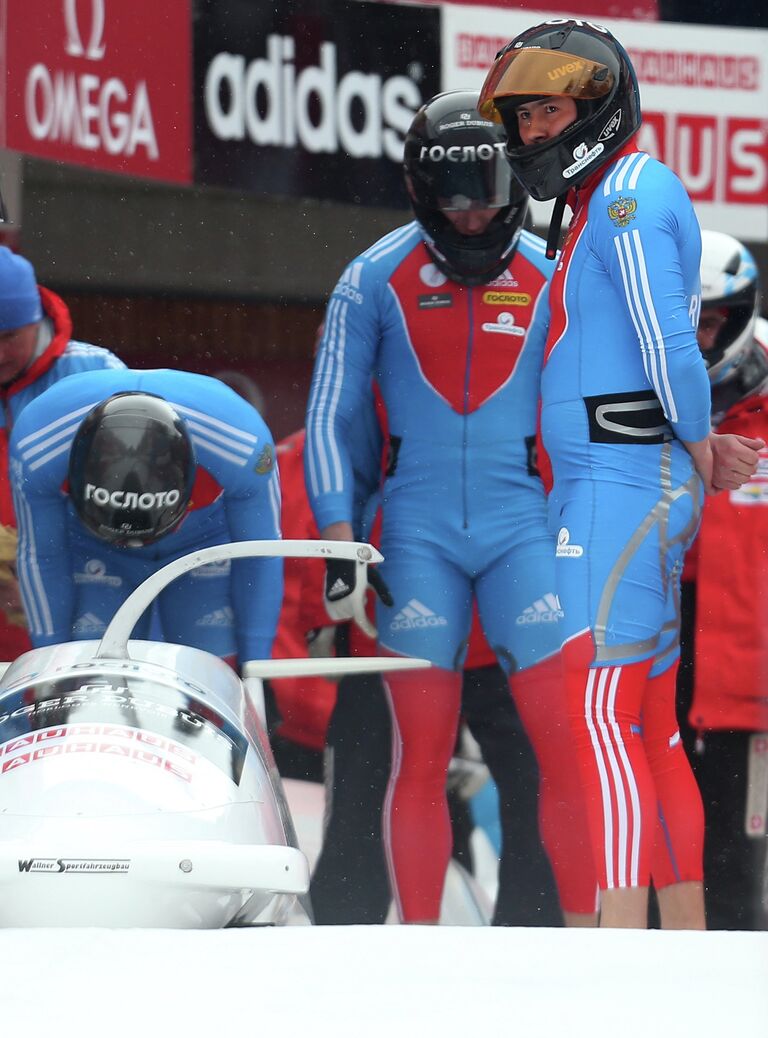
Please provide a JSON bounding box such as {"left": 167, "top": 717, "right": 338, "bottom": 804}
{"left": 584, "top": 390, "right": 673, "bottom": 445}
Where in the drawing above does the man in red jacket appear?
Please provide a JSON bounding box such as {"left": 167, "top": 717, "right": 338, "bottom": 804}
{"left": 0, "top": 247, "right": 123, "bottom": 661}
{"left": 679, "top": 230, "right": 768, "bottom": 930}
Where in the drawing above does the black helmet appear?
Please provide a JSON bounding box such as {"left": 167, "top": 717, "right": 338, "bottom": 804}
{"left": 68, "top": 392, "right": 195, "bottom": 547}
{"left": 698, "top": 230, "right": 761, "bottom": 387}
{"left": 478, "top": 19, "right": 641, "bottom": 201}
{"left": 403, "top": 90, "right": 528, "bottom": 286}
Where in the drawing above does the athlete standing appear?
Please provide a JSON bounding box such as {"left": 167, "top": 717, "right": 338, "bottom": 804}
{"left": 305, "top": 91, "right": 596, "bottom": 925}
{"left": 480, "top": 18, "right": 762, "bottom": 928}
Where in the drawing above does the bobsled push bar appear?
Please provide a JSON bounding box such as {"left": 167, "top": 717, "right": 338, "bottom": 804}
{"left": 94, "top": 539, "right": 431, "bottom": 678}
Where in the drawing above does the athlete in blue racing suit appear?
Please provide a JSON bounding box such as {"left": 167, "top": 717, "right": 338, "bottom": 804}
{"left": 480, "top": 18, "right": 763, "bottom": 927}
{"left": 10, "top": 368, "right": 282, "bottom": 666}
{"left": 305, "top": 92, "right": 597, "bottom": 925}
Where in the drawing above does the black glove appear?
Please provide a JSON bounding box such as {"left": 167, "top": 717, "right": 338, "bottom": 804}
{"left": 324, "top": 557, "right": 393, "bottom": 638}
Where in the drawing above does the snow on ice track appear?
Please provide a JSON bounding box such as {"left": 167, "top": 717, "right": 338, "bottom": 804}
{"left": 2, "top": 925, "right": 766, "bottom": 1037}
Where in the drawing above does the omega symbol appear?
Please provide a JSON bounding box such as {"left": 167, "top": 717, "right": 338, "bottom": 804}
{"left": 64, "top": 0, "right": 106, "bottom": 61}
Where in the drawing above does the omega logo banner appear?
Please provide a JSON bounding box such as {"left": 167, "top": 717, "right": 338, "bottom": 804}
{"left": 0, "top": 0, "right": 192, "bottom": 183}
{"left": 194, "top": 0, "right": 440, "bottom": 207}
{"left": 443, "top": 7, "right": 768, "bottom": 241}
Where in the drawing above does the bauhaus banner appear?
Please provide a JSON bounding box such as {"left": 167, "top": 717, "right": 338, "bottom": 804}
{"left": 442, "top": 7, "right": 768, "bottom": 241}
{"left": 0, "top": 0, "right": 192, "bottom": 183}
{"left": 193, "top": 0, "right": 440, "bottom": 208}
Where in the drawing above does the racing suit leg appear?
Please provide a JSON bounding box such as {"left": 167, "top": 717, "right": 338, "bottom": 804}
{"left": 383, "top": 665, "right": 463, "bottom": 923}
{"left": 562, "top": 630, "right": 659, "bottom": 892}
{"left": 510, "top": 652, "right": 599, "bottom": 917}
{"left": 645, "top": 661, "right": 705, "bottom": 892}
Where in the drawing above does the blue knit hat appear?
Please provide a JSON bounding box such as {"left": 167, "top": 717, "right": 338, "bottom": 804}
{"left": 0, "top": 248, "right": 42, "bottom": 332}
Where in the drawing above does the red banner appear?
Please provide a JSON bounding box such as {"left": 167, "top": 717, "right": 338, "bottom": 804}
{"left": 0, "top": 0, "right": 191, "bottom": 183}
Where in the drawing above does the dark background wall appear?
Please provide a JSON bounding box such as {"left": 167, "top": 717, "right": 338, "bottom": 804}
{"left": 18, "top": 157, "right": 409, "bottom": 439}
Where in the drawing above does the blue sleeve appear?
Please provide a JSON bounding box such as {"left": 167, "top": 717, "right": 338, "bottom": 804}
{"left": 10, "top": 360, "right": 129, "bottom": 645}
{"left": 597, "top": 164, "right": 711, "bottom": 443}
{"left": 189, "top": 393, "right": 284, "bottom": 666}
{"left": 57, "top": 341, "right": 126, "bottom": 374}
{"left": 304, "top": 257, "right": 383, "bottom": 531}
{"left": 10, "top": 427, "right": 76, "bottom": 648}
{"left": 348, "top": 387, "right": 384, "bottom": 536}
{"left": 223, "top": 461, "right": 283, "bottom": 665}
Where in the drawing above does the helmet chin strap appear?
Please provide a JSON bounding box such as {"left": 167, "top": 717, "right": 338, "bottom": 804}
{"left": 545, "top": 193, "right": 568, "bottom": 260}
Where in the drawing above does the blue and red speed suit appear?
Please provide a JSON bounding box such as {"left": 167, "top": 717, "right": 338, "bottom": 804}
{"left": 0, "top": 287, "right": 124, "bottom": 659}
{"left": 306, "top": 222, "right": 597, "bottom": 922}
{"left": 10, "top": 368, "right": 282, "bottom": 666}
{"left": 543, "top": 142, "right": 710, "bottom": 893}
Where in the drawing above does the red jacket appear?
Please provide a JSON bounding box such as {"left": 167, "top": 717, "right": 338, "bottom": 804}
{"left": 270, "top": 429, "right": 337, "bottom": 750}
{"left": 687, "top": 383, "right": 768, "bottom": 732}
{"left": 0, "top": 287, "right": 123, "bottom": 661}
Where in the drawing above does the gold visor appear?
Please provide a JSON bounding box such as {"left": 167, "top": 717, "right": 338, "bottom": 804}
{"left": 478, "top": 48, "right": 614, "bottom": 121}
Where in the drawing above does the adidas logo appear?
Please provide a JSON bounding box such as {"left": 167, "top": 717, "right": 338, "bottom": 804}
{"left": 196, "top": 607, "right": 234, "bottom": 627}
{"left": 390, "top": 598, "right": 448, "bottom": 630}
{"left": 516, "top": 593, "right": 564, "bottom": 625}
{"left": 73, "top": 612, "right": 106, "bottom": 635}
{"left": 486, "top": 269, "right": 519, "bottom": 288}
{"left": 328, "top": 577, "right": 350, "bottom": 599}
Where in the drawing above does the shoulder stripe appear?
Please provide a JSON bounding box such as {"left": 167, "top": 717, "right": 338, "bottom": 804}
{"left": 190, "top": 433, "right": 251, "bottom": 467}
{"left": 603, "top": 152, "right": 649, "bottom": 197}
{"left": 626, "top": 153, "right": 650, "bottom": 190}
{"left": 16, "top": 402, "right": 98, "bottom": 450}
{"left": 28, "top": 440, "right": 75, "bottom": 472}
{"left": 363, "top": 223, "right": 420, "bottom": 264}
{"left": 173, "top": 403, "right": 258, "bottom": 445}
{"left": 182, "top": 418, "right": 254, "bottom": 458}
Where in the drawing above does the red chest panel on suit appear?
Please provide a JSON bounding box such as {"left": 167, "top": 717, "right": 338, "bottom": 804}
{"left": 388, "top": 246, "right": 543, "bottom": 413}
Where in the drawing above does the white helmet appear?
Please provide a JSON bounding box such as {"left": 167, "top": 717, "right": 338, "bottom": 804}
{"left": 699, "top": 230, "right": 760, "bottom": 386}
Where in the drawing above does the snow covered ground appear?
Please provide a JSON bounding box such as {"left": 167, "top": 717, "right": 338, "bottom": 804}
{"left": 3, "top": 926, "right": 766, "bottom": 1037}
{"left": 3, "top": 778, "right": 766, "bottom": 1036}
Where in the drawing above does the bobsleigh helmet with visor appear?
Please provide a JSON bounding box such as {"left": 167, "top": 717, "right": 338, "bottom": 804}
{"left": 403, "top": 90, "right": 528, "bottom": 286}
{"left": 477, "top": 19, "right": 642, "bottom": 202}
{"left": 698, "top": 230, "right": 761, "bottom": 387}
{"left": 68, "top": 392, "right": 195, "bottom": 547}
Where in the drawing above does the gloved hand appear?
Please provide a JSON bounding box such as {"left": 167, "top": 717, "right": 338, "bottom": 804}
{"left": 324, "top": 557, "right": 393, "bottom": 639}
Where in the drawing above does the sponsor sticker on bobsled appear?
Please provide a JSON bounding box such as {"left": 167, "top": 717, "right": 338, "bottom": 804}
{"left": 17, "top": 857, "right": 130, "bottom": 875}
{"left": 0, "top": 678, "right": 248, "bottom": 785}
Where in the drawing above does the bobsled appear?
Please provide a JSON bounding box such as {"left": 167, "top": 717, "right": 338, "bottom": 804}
{"left": 0, "top": 540, "right": 428, "bottom": 928}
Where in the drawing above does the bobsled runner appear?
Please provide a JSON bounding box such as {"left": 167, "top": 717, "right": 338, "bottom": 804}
{"left": 0, "top": 540, "right": 429, "bottom": 928}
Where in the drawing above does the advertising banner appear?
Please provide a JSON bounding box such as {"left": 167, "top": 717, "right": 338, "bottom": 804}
{"left": 194, "top": 0, "right": 441, "bottom": 208}
{"left": 0, "top": 0, "right": 192, "bottom": 183}
{"left": 442, "top": 7, "right": 768, "bottom": 241}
